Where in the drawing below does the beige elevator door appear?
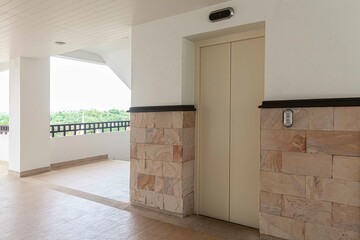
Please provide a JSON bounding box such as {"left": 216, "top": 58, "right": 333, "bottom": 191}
{"left": 199, "top": 43, "right": 231, "bottom": 221}
{"left": 229, "top": 37, "right": 264, "bottom": 228}
{"left": 199, "top": 37, "right": 264, "bottom": 228}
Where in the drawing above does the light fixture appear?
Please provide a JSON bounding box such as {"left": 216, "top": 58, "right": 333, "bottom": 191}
{"left": 55, "top": 41, "right": 66, "bottom": 45}
{"left": 209, "top": 7, "right": 234, "bottom": 22}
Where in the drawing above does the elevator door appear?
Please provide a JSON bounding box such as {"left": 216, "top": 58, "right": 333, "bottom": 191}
{"left": 199, "top": 37, "right": 264, "bottom": 228}
{"left": 199, "top": 43, "right": 231, "bottom": 221}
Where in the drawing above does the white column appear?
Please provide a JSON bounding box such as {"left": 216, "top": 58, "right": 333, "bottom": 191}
{"left": 9, "top": 57, "right": 50, "bottom": 176}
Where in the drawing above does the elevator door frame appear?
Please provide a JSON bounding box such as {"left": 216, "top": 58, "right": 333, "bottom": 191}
{"left": 194, "top": 28, "right": 265, "bottom": 217}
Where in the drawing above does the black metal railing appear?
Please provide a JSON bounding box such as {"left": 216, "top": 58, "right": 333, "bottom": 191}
{"left": 0, "top": 121, "right": 130, "bottom": 137}
{"left": 0, "top": 125, "right": 9, "bottom": 135}
{"left": 50, "top": 121, "right": 130, "bottom": 137}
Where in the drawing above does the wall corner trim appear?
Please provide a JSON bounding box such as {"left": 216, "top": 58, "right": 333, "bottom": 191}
{"left": 128, "top": 105, "right": 196, "bottom": 113}
{"left": 259, "top": 97, "right": 360, "bottom": 108}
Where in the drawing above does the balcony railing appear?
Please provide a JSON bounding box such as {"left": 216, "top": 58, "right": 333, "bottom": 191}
{"left": 50, "top": 121, "right": 130, "bottom": 137}
{"left": 0, "top": 121, "right": 130, "bottom": 137}
{"left": 0, "top": 125, "right": 9, "bottom": 135}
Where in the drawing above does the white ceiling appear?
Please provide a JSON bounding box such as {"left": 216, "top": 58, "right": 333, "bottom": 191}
{"left": 0, "top": 0, "right": 228, "bottom": 63}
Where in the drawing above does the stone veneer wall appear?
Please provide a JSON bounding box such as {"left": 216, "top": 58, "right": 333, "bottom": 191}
{"left": 130, "top": 111, "right": 195, "bottom": 216}
{"left": 259, "top": 107, "right": 360, "bottom": 240}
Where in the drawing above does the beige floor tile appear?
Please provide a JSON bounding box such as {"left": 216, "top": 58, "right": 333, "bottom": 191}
{"left": 0, "top": 162, "right": 281, "bottom": 240}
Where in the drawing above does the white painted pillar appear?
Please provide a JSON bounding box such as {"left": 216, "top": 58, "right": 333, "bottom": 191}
{"left": 9, "top": 58, "right": 50, "bottom": 176}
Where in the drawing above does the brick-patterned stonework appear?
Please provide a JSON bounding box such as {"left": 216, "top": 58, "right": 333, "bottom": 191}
{"left": 260, "top": 107, "right": 360, "bottom": 240}
{"left": 130, "top": 111, "right": 195, "bottom": 216}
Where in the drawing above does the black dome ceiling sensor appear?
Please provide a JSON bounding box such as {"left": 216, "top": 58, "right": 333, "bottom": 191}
{"left": 209, "top": 7, "right": 234, "bottom": 22}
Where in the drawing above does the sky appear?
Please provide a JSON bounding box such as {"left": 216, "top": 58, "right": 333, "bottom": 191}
{"left": 0, "top": 57, "right": 131, "bottom": 113}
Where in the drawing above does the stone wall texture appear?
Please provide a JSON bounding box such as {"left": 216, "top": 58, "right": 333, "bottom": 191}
{"left": 260, "top": 107, "right": 360, "bottom": 240}
{"left": 130, "top": 111, "right": 195, "bottom": 216}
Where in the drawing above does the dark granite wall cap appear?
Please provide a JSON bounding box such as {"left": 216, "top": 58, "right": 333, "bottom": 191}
{"left": 259, "top": 97, "right": 360, "bottom": 109}
{"left": 128, "top": 105, "right": 196, "bottom": 113}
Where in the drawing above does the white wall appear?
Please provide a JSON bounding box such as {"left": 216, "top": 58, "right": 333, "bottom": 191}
{"left": 0, "top": 70, "right": 9, "bottom": 113}
{"left": 101, "top": 47, "right": 132, "bottom": 90}
{"left": 132, "top": 0, "right": 360, "bottom": 106}
{"left": 0, "top": 132, "right": 129, "bottom": 164}
{"left": 0, "top": 134, "right": 9, "bottom": 162}
{"left": 9, "top": 58, "right": 50, "bottom": 172}
{"left": 50, "top": 131, "right": 130, "bottom": 164}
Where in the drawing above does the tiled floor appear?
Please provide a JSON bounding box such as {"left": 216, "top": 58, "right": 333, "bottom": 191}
{"left": 0, "top": 161, "right": 280, "bottom": 240}
{"left": 32, "top": 160, "right": 130, "bottom": 203}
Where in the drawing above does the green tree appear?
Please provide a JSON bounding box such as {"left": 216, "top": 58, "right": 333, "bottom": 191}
{"left": 0, "top": 113, "right": 9, "bottom": 125}
{"left": 0, "top": 109, "right": 130, "bottom": 125}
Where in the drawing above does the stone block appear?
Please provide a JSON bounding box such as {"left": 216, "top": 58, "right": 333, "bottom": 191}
{"left": 183, "top": 112, "right": 195, "bottom": 128}
{"left": 170, "top": 146, "right": 195, "bottom": 165}
{"left": 260, "top": 192, "right": 282, "bottom": 215}
{"left": 130, "top": 128, "right": 146, "bottom": 143}
{"left": 136, "top": 144, "right": 147, "bottom": 159}
{"left": 144, "top": 160, "right": 162, "bottom": 177}
{"left": 130, "top": 161, "right": 137, "bottom": 188}
{"left": 260, "top": 213, "right": 305, "bottom": 240}
{"left": 260, "top": 150, "right": 282, "bottom": 172}
{"left": 307, "top": 131, "right": 360, "bottom": 156}
{"left": 183, "top": 192, "right": 194, "bottom": 216}
{"left": 130, "top": 160, "right": 144, "bottom": 189}
{"left": 132, "top": 158, "right": 145, "bottom": 173}
{"left": 163, "top": 162, "right": 182, "bottom": 179}
{"left": 145, "top": 128, "right": 164, "bottom": 144}
{"left": 172, "top": 112, "right": 184, "bottom": 128}
{"left": 173, "top": 145, "right": 183, "bottom": 162}
{"left": 164, "top": 129, "right": 183, "bottom": 144}
{"left": 154, "top": 176, "right": 173, "bottom": 195}
{"left": 173, "top": 176, "right": 194, "bottom": 197}
{"left": 131, "top": 112, "right": 155, "bottom": 128}
{"left": 260, "top": 172, "right": 305, "bottom": 197}
{"left": 130, "top": 143, "right": 137, "bottom": 159}
{"left": 144, "top": 144, "right": 173, "bottom": 162}
{"left": 154, "top": 112, "right": 173, "bottom": 128}
{"left": 182, "top": 160, "right": 194, "bottom": 179}
{"left": 288, "top": 107, "right": 333, "bottom": 131}
{"left": 145, "top": 191, "right": 163, "bottom": 210}
{"left": 130, "top": 113, "right": 136, "bottom": 127}
{"left": 164, "top": 194, "right": 183, "bottom": 214}
{"left": 306, "top": 176, "right": 360, "bottom": 206}
{"left": 130, "top": 189, "right": 146, "bottom": 204}
{"left": 332, "top": 203, "right": 360, "bottom": 232}
{"left": 161, "top": 160, "right": 193, "bottom": 181}
{"left": 333, "top": 156, "right": 360, "bottom": 181}
{"left": 137, "top": 174, "right": 155, "bottom": 191}
{"left": 281, "top": 195, "right": 331, "bottom": 225}
{"left": 182, "top": 176, "right": 194, "bottom": 197}
{"left": 305, "top": 222, "right": 360, "bottom": 240}
{"left": 334, "top": 107, "right": 360, "bottom": 131}
{"left": 261, "top": 130, "right": 306, "bottom": 152}
{"left": 261, "top": 109, "right": 283, "bottom": 130}
{"left": 183, "top": 144, "right": 195, "bottom": 162}
{"left": 173, "top": 179, "right": 182, "bottom": 197}
{"left": 282, "top": 152, "right": 332, "bottom": 177}
{"left": 183, "top": 128, "right": 195, "bottom": 145}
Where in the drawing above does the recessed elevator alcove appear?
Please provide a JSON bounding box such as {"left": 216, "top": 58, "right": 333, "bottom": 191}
{"left": 196, "top": 29, "right": 265, "bottom": 228}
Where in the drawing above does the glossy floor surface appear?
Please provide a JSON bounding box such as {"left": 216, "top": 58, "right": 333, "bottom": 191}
{"left": 0, "top": 161, "right": 280, "bottom": 240}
